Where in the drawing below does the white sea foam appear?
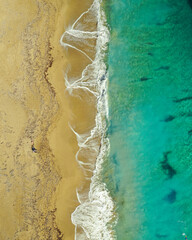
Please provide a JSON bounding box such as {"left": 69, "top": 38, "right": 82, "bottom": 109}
{"left": 60, "top": 0, "right": 116, "bottom": 239}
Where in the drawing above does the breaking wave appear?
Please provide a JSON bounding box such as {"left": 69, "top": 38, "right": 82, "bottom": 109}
{"left": 60, "top": 0, "right": 116, "bottom": 239}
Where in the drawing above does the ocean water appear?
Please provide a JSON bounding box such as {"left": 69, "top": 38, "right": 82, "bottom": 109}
{"left": 103, "top": 0, "right": 192, "bottom": 239}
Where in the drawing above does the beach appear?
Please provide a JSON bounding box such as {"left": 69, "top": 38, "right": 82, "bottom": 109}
{"left": 48, "top": 0, "right": 95, "bottom": 239}
{"left": 0, "top": 0, "right": 94, "bottom": 239}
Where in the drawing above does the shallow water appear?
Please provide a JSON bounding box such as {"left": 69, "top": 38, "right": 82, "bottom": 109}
{"left": 104, "top": 0, "right": 192, "bottom": 239}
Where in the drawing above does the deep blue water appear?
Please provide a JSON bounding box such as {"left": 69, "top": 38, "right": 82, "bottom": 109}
{"left": 103, "top": 0, "right": 192, "bottom": 239}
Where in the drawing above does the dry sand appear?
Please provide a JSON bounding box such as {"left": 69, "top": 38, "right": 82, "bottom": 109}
{"left": 0, "top": 0, "right": 94, "bottom": 239}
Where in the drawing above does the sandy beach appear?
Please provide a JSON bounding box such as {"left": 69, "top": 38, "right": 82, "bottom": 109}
{"left": 0, "top": 0, "right": 93, "bottom": 239}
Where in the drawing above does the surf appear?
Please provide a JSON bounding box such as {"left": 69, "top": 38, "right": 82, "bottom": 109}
{"left": 60, "top": 0, "right": 116, "bottom": 239}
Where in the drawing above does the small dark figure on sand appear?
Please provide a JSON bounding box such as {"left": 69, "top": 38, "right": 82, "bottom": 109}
{"left": 31, "top": 141, "right": 37, "bottom": 153}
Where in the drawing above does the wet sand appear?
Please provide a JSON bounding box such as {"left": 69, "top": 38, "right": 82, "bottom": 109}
{"left": 0, "top": 0, "right": 93, "bottom": 239}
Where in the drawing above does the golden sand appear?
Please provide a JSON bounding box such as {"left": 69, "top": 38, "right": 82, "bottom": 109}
{"left": 0, "top": 0, "right": 94, "bottom": 239}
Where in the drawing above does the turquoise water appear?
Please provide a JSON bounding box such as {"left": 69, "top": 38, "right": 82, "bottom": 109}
{"left": 103, "top": 0, "right": 192, "bottom": 239}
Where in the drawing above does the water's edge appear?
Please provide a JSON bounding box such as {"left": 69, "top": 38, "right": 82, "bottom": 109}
{"left": 60, "top": 0, "right": 116, "bottom": 239}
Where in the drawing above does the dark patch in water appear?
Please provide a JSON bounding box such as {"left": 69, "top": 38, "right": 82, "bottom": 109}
{"left": 140, "top": 77, "right": 151, "bottom": 82}
{"left": 164, "top": 115, "right": 175, "bottom": 122}
{"left": 107, "top": 120, "right": 117, "bottom": 135}
{"left": 155, "top": 66, "right": 170, "bottom": 71}
{"left": 188, "top": 129, "right": 192, "bottom": 136}
{"left": 156, "top": 233, "right": 168, "bottom": 238}
{"left": 163, "top": 190, "right": 176, "bottom": 204}
{"left": 148, "top": 52, "right": 153, "bottom": 56}
{"left": 100, "top": 70, "right": 107, "bottom": 82}
{"left": 163, "top": 151, "right": 171, "bottom": 162}
{"left": 156, "top": 22, "right": 166, "bottom": 26}
{"left": 111, "top": 154, "right": 120, "bottom": 192}
{"left": 115, "top": 183, "right": 119, "bottom": 192}
{"left": 180, "top": 111, "right": 192, "bottom": 117}
{"left": 188, "top": 0, "right": 192, "bottom": 9}
{"left": 182, "top": 89, "right": 190, "bottom": 93}
{"left": 173, "top": 96, "right": 192, "bottom": 103}
{"left": 101, "top": 89, "right": 105, "bottom": 97}
{"left": 161, "top": 151, "right": 176, "bottom": 179}
{"left": 100, "top": 74, "right": 106, "bottom": 81}
{"left": 112, "top": 153, "right": 119, "bottom": 166}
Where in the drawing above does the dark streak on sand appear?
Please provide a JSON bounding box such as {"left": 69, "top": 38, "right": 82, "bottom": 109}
{"left": 43, "top": 40, "right": 55, "bottom": 97}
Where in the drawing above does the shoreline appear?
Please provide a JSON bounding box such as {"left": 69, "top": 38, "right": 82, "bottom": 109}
{"left": 0, "top": 0, "right": 93, "bottom": 239}
{"left": 0, "top": 0, "right": 115, "bottom": 239}
{"left": 47, "top": 0, "right": 94, "bottom": 239}
{"left": 59, "top": 0, "right": 116, "bottom": 239}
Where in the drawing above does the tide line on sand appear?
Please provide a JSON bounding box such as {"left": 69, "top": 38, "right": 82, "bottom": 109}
{"left": 60, "top": 0, "right": 116, "bottom": 239}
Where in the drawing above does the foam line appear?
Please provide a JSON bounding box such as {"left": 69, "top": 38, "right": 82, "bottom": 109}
{"left": 71, "top": 1, "right": 95, "bottom": 30}
{"left": 66, "top": 29, "right": 98, "bottom": 39}
{"left": 64, "top": 65, "right": 92, "bottom": 89}
{"left": 60, "top": 0, "right": 116, "bottom": 239}
{"left": 69, "top": 123, "right": 98, "bottom": 149}
{"left": 60, "top": 39, "right": 93, "bottom": 62}
{"left": 68, "top": 123, "right": 90, "bottom": 147}
{"left": 65, "top": 78, "right": 98, "bottom": 93}
{"left": 75, "top": 149, "right": 98, "bottom": 164}
{"left": 67, "top": 84, "right": 98, "bottom": 97}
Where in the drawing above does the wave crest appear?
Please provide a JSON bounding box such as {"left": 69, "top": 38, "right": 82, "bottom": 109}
{"left": 60, "top": 0, "right": 116, "bottom": 239}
